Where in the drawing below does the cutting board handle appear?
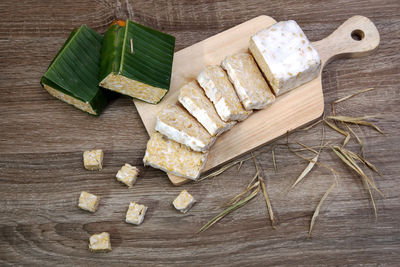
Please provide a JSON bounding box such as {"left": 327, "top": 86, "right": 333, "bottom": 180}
{"left": 313, "top": 15, "right": 380, "bottom": 68}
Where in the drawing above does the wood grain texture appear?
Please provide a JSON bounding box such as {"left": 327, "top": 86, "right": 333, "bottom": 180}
{"left": 0, "top": 0, "right": 399, "bottom": 265}
{"left": 136, "top": 15, "right": 379, "bottom": 185}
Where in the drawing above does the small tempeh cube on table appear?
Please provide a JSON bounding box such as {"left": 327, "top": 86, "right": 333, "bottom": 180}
{"left": 78, "top": 191, "right": 100, "bottom": 213}
{"left": 125, "top": 201, "right": 148, "bottom": 225}
{"left": 83, "top": 149, "right": 104, "bottom": 171}
{"left": 249, "top": 20, "right": 321, "bottom": 95}
{"left": 116, "top": 163, "right": 140, "bottom": 188}
{"left": 173, "top": 190, "right": 196, "bottom": 213}
{"left": 89, "top": 232, "right": 112, "bottom": 253}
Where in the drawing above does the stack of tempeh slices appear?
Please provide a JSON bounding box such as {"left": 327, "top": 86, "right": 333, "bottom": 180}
{"left": 143, "top": 52, "right": 275, "bottom": 180}
{"left": 143, "top": 20, "right": 322, "bottom": 181}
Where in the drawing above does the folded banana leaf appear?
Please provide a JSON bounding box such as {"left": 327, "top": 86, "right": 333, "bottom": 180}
{"left": 41, "top": 25, "right": 108, "bottom": 115}
{"left": 100, "top": 20, "right": 175, "bottom": 104}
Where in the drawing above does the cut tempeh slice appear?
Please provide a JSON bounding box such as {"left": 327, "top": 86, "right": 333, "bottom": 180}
{"left": 197, "top": 65, "right": 252, "bottom": 122}
{"left": 178, "top": 81, "right": 236, "bottom": 136}
{"left": 155, "top": 104, "right": 216, "bottom": 152}
{"left": 143, "top": 132, "right": 208, "bottom": 180}
{"left": 222, "top": 53, "right": 275, "bottom": 110}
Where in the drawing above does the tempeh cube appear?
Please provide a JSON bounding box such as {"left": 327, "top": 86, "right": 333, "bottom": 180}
{"left": 249, "top": 20, "right": 321, "bottom": 95}
{"left": 83, "top": 149, "right": 104, "bottom": 171}
{"left": 116, "top": 163, "right": 140, "bottom": 188}
{"left": 178, "top": 81, "right": 236, "bottom": 136}
{"left": 89, "top": 232, "right": 112, "bottom": 252}
{"left": 125, "top": 201, "right": 148, "bottom": 225}
{"left": 155, "top": 104, "right": 216, "bottom": 152}
{"left": 197, "top": 65, "right": 251, "bottom": 122}
{"left": 143, "top": 132, "right": 207, "bottom": 180}
{"left": 222, "top": 52, "right": 275, "bottom": 110}
{"left": 78, "top": 191, "right": 100, "bottom": 213}
{"left": 173, "top": 189, "right": 196, "bottom": 213}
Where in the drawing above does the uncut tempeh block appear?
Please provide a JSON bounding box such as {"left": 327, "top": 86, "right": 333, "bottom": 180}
{"left": 143, "top": 132, "right": 208, "bottom": 180}
{"left": 197, "top": 65, "right": 252, "bottom": 122}
{"left": 222, "top": 52, "right": 275, "bottom": 110}
{"left": 155, "top": 104, "right": 216, "bottom": 152}
{"left": 178, "top": 81, "right": 236, "bottom": 136}
{"left": 249, "top": 20, "right": 321, "bottom": 95}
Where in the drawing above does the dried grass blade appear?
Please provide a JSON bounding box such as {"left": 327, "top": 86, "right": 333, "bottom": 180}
{"left": 324, "top": 119, "right": 351, "bottom": 147}
{"left": 224, "top": 181, "right": 260, "bottom": 207}
{"left": 296, "top": 142, "right": 319, "bottom": 154}
{"left": 299, "top": 119, "right": 324, "bottom": 131}
{"left": 364, "top": 177, "right": 378, "bottom": 219}
{"left": 340, "top": 147, "right": 382, "bottom": 177}
{"left": 246, "top": 171, "right": 260, "bottom": 189}
{"left": 237, "top": 161, "right": 243, "bottom": 171}
{"left": 309, "top": 182, "right": 336, "bottom": 238}
{"left": 291, "top": 154, "right": 319, "bottom": 188}
{"left": 333, "top": 87, "right": 375, "bottom": 105}
{"left": 327, "top": 116, "right": 383, "bottom": 134}
{"left": 197, "top": 187, "right": 259, "bottom": 234}
{"left": 197, "top": 156, "right": 253, "bottom": 182}
{"left": 331, "top": 146, "right": 383, "bottom": 197}
{"left": 259, "top": 176, "right": 276, "bottom": 228}
{"left": 272, "top": 148, "right": 278, "bottom": 173}
{"left": 345, "top": 124, "right": 365, "bottom": 155}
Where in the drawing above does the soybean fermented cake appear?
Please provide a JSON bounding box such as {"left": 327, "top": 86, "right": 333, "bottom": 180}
{"left": 155, "top": 104, "right": 216, "bottom": 152}
{"left": 78, "top": 191, "right": 100, "bottom": 213}
{"left": 83, "top": 149, "right": 104, "bottom": 171}
{"left": 143, "top": 132, "right": 208, "bottom": 180}
{"left": 222, "top": 52, "right": 275, "bottom": 110}
{"left": 197, "top": 65, "right": 252, "bottom": 122}
{"left": 100, "top": 20, "right": 175, "bottom": 104}
{"left": 116, "top": 163, "right": 140, "bottom": 188}
{"left": 178, "top": 81, "right": 236, "bottom": 136}
{"left": 173, "top": 189, "right": 196, "bottom": 213}
{"left": 41, "top": 25, "right": 108, "bottom": 115}
{"left": 89, "top": 232, "right": 112, "bottom": 252}
{"left": 249, "top": 20, "right": 321, "bottom": 95}
{"left": 125, "top": 201, "right": 148, "bottom": 225}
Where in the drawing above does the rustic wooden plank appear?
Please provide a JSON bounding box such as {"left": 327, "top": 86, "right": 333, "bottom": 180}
{"left": 0, "top": 0, "right": 399, "bottom": 265}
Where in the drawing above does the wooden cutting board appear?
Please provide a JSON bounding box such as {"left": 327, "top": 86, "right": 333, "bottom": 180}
{"left": 133, "top": 15, "right": 380, "bottom": 185}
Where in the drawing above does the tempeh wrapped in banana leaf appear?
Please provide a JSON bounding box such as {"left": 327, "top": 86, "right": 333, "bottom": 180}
{"left": 41, "top": 25, "right": 108, "bottom": 115}
{"left": 100, "top": 20, "right": 175, "bottom": 104}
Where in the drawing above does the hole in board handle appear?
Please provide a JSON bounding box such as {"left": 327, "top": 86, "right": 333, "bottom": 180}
{"left": 351, "top": 29, "right": 365, "bottom": 41}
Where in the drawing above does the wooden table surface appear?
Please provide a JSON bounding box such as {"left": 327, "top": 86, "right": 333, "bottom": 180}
{"left": 1, "top": 0, "right": 399, "bottom": 265}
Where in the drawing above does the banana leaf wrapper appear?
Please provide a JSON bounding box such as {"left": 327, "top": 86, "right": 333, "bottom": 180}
{"left": 41, "top": 25, "right": 108, "bottom": 115}
{"left": 99, "top": 20, "right": 175, "bottom": 104}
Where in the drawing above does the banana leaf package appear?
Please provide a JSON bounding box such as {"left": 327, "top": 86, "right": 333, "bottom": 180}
{"left": 100, "top": 20, "right": 175, "bottom": 104}
{"left": 41, "top": 25, "right": 108, "bottom": 115}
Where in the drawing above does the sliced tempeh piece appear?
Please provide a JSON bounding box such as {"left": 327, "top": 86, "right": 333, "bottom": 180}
{"left": 249, "top": 20, "right": 321, "bottom": 95}
{"left": 197, "top": 65, "right": 252, "bottom": 122}
{"left": 155, "top": 104, "right": 216, "bottom": 152}
{"left": 222, "top": 52, "right": 275, "bottom": 110}
{"left": 143, "top": 132, "right": 208, "bottom": 180}
{"left": 178, "top": 81, "right": 236, "bottom": 136}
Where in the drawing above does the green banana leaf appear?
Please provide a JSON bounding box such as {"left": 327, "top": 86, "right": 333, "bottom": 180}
{"left": 41, "top": 25, "right": 108, "bottom": 115}
{"left": 100, "top": 20, "right": 175, "bottom": 104}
